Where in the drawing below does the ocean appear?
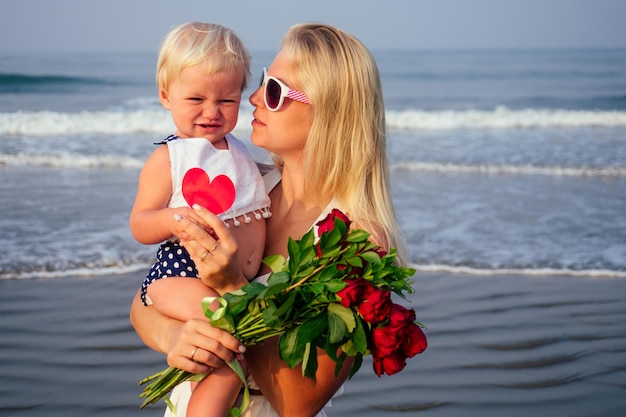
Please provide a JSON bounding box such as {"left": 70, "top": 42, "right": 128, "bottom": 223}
{"left": 1, "top": 49, "right": 626, "bottom": 417}
{"left": 1, "top": 48, "right": 625, "bottom": 280}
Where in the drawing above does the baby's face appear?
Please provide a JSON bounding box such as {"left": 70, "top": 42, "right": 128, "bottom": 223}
{"left": 160, "top": 65, "right": 244, "bottom": 147}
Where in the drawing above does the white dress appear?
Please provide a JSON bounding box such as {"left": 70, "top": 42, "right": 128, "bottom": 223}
{"left": 163, "top": 168, "right": 344, "bottom": 417}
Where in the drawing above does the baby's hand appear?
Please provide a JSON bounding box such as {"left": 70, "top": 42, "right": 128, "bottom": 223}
{"left": 170, "top": 206, "right": 216, "bottom": 240}
{"left": 169, "top": 206, "right": 198, "bottom": 240}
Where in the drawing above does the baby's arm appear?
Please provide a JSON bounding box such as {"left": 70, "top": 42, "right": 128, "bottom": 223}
{"left": 129, "top": 145, "right": 177, "bottom": 244}
{"left": 130, "top": 145, "right": 199, "bottom": 244}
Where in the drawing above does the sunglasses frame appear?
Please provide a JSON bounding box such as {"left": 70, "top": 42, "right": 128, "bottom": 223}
{"left": 260, "top": 68, "right": 311, "bottom": 111}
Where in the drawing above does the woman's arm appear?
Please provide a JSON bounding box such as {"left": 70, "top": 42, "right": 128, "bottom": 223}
{"left": 130, "top": 290, "right": 245, "bottom": 373}
{"left": 246, "top": 338, "right": 353, "bottom": 417}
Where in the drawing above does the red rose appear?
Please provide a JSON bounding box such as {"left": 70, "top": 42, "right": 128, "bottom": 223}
{"left": 315, "top": 243, "right": 322, "bottom": 258}
{"left": 370, "top": 325, "right": 401, "bottom": 357}
{"left": 375, "top": 248, "right": 388, "bottom": 258}
{"left": 336, "top": 278, "right": 372, "bottom": 308}
{"left": 316, "top": 208, "right": 351, "bottom": 235}
{"left": 373, "top": 350, "right": 407, "bottom": 377}
{"left": 402, "top": 323, "right": 427, "bottom": 357}
{"left": 387, "top": 304, "right": 415, "bottom": 329}
{"left": 358, "top": 288, "right": 392, "bottom": 324}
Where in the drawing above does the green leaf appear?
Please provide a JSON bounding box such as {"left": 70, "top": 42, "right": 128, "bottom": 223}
{"left": 298, "top": 314, "right": 328, "bottom": 344}
{"left": 309, "top": 282, "right": 326, "bottom": 296}
{"left": 326, "top": 279, "right": 348, "bottom": 293}
{"left": 299, "top": 228, "right": 316, "bottom": 249}
{"left": 320, "top": 244, "right": 342, "bottom": 259}
{"left": 360, "top": 250, "right": 382, "bottom": 265}
{"left": 263, "top": 254, "right": 287, "bottom": 272}
{"left": 328, "top": 303, "right": 356, "bottom": 333}
{"left": 351, "top": 317, "right": 368, "bottom": 352}
{"left": 295, "top": 264, "right": 316, "bottom": 279}
{"left": 348, "top": 353, "right": 364, "bottom": 378}
{"left": 279, "top": 327, "right": 305, "bottom": 368}
{"left": 318, "top": 265, "right": 339, "bottom": 282}
{"left": 347, "top": 256, "right": 363, "bottom": 268}
{"left": 327, "top": 310, "right": 347, "bottom": 344}
{"left": 336, "top": 216, "right": 348, "bottom": 232}
{"left": 288, "top": 238, "right": 301, "bottom": 266}
{"left": 244, "top": 282, "right": 270, "bottom": 296}
{"left": 262, "top": 302, "right": 281, "bottom": 328}
{"left": 302, "top": 342, "right": 319, "bottom": 378}
{"left": 202, "top": 297, "right": 236, "bottom": 333}
{"left": 299, "top": 245, "right": 317, "bottom": 267}
{"left": 333, "top": 351, "right": 346, "bottom": 377}
{"left": 267, "top": 271, "right": 290, "bottom": 287}
{"left": 346, "top": 229, "right": 370, "bottom": 242}
{"left": 261, "top": 281, "right": 290, "bottom": 298}
{"left": 274, "top": 291, "right": 296, "bottom": 319}
{"left": 324, "top": 227, "right": 342, "bottom": 248}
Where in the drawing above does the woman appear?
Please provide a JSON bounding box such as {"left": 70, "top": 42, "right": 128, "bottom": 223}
{"left": 130, "top": 22, "right": 408, "bottom": 417}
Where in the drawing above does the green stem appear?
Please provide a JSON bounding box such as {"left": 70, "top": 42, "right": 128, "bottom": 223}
{"left": 285, "top": 263, "right": 328, "bottom": 292}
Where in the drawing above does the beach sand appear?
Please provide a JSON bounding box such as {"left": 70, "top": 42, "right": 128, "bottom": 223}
{"left": 1, "top": 271, "right": 625, "bottom": 417}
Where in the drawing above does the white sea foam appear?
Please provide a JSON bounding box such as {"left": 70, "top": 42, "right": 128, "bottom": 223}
{"left": 3, "top": 261, "right": 624, "bottom": 281}
{"left": 1, "top": 107, "right": 626, "bottom": 136}
{"left": 0, "top": 152, "right": 145, "bottom": 168}
{"left": 0, "top": 109, "right": 254, "bottom": 136}
{"left": 393, "top": 161, "right": 626, "bottom": 177}
{"left": 412, "top": 263, "right": 626, "bottom": 279}
{"left": 386, "top": 106, "right": 626, "bottom": 130}
{"left": 0, "top": 263, "right": 149, "bottom": 280}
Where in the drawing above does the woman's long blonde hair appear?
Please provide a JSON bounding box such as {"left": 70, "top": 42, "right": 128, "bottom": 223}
{"left": 280, "top": 23, "right": 408, "bottom": 264}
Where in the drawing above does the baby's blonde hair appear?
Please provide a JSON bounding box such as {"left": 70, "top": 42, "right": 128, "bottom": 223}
{"left": 279, "top": 23, "right": 408, "bottom": 264}
{"left": 156, "top": 22, "right": 250, "bottom": 92}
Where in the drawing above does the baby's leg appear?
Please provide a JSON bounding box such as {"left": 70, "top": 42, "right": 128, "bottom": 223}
{"left": 186, "top": 361, "right": 244, "bottom": 417}
{"left": 146, "top": 277, "right": 216, "bottom": 321}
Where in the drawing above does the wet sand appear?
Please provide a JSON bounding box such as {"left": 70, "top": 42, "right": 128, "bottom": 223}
{"left": 1, "top": 271, "right": 625, "bottom": 416}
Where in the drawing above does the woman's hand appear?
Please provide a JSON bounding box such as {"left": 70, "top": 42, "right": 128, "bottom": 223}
{"left": 129, "top": 290, "right": 245, "bottom": 374}
{"left": 175, "top": 204, "right": 249, "bottom": 294}
{"left": 166, "top": 317, "right": 246, "bottom": 374}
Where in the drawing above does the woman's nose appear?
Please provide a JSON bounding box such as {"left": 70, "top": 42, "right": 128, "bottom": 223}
{"left": 249, "top": 86, "right": 263, "bottom": 108}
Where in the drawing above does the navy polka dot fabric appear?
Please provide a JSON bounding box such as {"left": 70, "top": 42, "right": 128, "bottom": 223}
{"left": 140, "top": 241, "right": 199, "bottom": 305}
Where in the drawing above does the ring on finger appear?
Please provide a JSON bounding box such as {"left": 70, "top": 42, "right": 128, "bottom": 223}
{"left": 209, "top": 241, "right": 220, "bottom": 253}
{"left": 200, "top": 251, "right": 209, "bottom": 261}
{"left": 190, "top": 347, "right": 198, "bottom": 361}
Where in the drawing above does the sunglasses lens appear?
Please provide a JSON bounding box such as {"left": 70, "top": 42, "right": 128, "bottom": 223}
{"left": 266, "top": 78, "right": 281, "bottom": 110}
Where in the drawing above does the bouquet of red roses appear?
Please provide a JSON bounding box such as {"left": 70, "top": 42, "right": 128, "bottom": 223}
{"left": 139, "top": 209, "right": 427, "bottom": 414}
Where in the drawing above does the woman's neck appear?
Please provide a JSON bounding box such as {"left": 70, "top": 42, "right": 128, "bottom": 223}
{"left": 265, "top": 163, "right": 330, "bottom": 250}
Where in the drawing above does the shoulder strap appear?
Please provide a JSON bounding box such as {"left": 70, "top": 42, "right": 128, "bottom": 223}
{"left": 153, "top": 134, "right": 180, "bottom": 145}
{"left": 262, "top": 167, "right": 282, "bottom": 194}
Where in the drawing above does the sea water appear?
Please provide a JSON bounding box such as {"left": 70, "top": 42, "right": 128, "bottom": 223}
{"left": 1, "top": 48, "right": 625, "bottom": 280}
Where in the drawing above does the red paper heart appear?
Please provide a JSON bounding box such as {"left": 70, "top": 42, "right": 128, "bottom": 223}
{"left": 181, "top": 167, "right": 236, "bottom": 215}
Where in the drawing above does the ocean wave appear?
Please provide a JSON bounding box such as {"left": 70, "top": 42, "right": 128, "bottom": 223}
{"left": 0, "top": 73, "right": 113, "bottom": 93}
{"left": 0, "top": 152, "right": 144, "bottom": 168}
{"left": 386, "top": 106, "right": 626, "bottom": 130}
{"left": 412, "top": 263, "right": 626, "bottom": 279}
{"left": 0, "top": 109, "right": 254, "bottom": 136}
{"left": 0, "top": 109, "right": 176, "bottom": 136}
{"left": 2, "top": 259, "right": 624, "bottom": 281}
{"left": 392, "top": 161, "right": 626, "bottom": 177}
{"left": 4, "top": 151, "right": 624, "bottom": 175}
{"left": 2, "top": 107, "right": 626, "bottom": 136}
{"left": 0, "top": 263, "right": 149, "bottom": 280}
